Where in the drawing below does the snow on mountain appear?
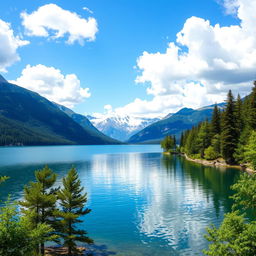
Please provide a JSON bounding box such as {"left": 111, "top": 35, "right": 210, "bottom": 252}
{"left": 87, "top": 114, "right": 161, "bottom": 142}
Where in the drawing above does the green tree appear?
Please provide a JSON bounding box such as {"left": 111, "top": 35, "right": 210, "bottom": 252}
{"left": 248, "top": 81, "right": 256, "bottom": 130}
{"left": 243, "top": 131, "right": 256, "bottom": 171}
{"left": 231, "top": 172, "right": 256, "bottom": 213}
{"left": 19, "top": 166, "right": 57, "bottom": 255}
{"left": 234, "top": 126, "right": 252, "bottom": 163}
{"left": 221, "top": 90, "right": 238, "bottom": 164}
{"left": 161, "top": 136, "right": 175, "bottom": 152}
{"left": 211, "top": 104, "right": 221, "bottom": 135}
{"left": 204, "top": 173, "right": 256, "bottom": 255}
{"left": 235, "top": 94, "right": 243, "bottom": 136}
{"left": 196, "top": 121, "right": 211, "bottom": 158}
{"left": 0, "top": 200, "right": 54, "bottom": 256}
{"left": 203, "top": 211, "right": 256, "bottom": 256}
{"left": 55, "top": 168, "right": 93, "bottom": 256}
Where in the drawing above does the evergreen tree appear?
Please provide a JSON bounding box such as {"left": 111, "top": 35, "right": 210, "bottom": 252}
{"left": 196, "top": 121, "right": 211, "bottom": 158}
{"left": 180, "top": 132, "right": 184, "bottom": 147}
{"left": 173, "top": 135, "right": 176, "bottom": 150}
{"left": 161, "top": 136, "right": 175, "bottom": 152}
{"left": 248, "top": 81, "right": 256, "bottom": 130}
{"left": 243, "top": 131, "right": 256, "bottom": 171}
{"left": 211, "top": 104, "right": 221, "bottom": 135}
{"left": 56, "top": 168, "right": 93, "bottom": 256}
{"left": 235, "top": 94, "right": 243, "bottom": 136}
{"left": 204, "top": 173, "right": 256, "bottom": 256}
{"left": 221, "top": 90, "right": 238, "bottom": 164}
{"left": 19, "top": 166, "right": 57, "bottom": 255}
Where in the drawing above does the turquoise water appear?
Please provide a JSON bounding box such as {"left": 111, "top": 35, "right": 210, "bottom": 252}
{"left": 0, "top": 145, "right": 240, "bottom": 255}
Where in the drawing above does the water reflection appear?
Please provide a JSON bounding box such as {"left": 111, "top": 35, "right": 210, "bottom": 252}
{"left": 0, "top": 146, "right": 240, "bottom": 255}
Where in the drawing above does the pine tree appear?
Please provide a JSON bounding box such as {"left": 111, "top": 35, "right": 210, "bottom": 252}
{"left": 173, "top": 135, "right": 176, "bottom": 150}
{"left": 248, "top": 81, "right": 256, "bottom": 130}
{"left": 56, "top": 168, "right": 93, "bottom": 256}
{"left": 235, "top": 94, "right": 243, "bottom": 136}
{"left": 211, "top": 104, "right": 221, "bottom": 135}
{"left": 221, "top": 90, "right": 238, "bottom": 164}
{"left": 19, "top": 166, "right": 57, "bottom": 255}
{"left": 196, "top": 121, "right": 211, "bottom": 158}
{"left": 180, "top": 132, "right": 184, "bottom": 147}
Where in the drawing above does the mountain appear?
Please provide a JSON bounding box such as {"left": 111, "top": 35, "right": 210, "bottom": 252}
{"left": 128, "top": 104, "right": 225, "bottom": 144}
{"left": 0, "top": 75, "right": 119, "bottom": 146}
{"left": 87, "top": 114, "right": 161, "bottom": 141}
{"left": 55, "top": 103, "right": 119, "bottom": 144}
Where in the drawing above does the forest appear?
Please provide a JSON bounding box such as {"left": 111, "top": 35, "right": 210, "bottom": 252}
{"left": 162, "top": 81, "right": 256, "bottom": 171}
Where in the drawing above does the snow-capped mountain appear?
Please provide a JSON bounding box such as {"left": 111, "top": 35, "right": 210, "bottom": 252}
{"left": 87, "top": 114, "right": 161, "bottom": 142}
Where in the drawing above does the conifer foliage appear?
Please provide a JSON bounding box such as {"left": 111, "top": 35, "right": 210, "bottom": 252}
{"left": 179, "top": 81, "right": 256, "bottom": 168}
{"left": 221, "top": 90, "right": 238, "bottom": 164}
{"left": 161, "top": 135, "right": 177, "bottom": 152}
{"left": 56, "top": 167, "right": 93, "bottom": 256}
{"left": 19, "top": 166, "right": 57, "bottom": 255}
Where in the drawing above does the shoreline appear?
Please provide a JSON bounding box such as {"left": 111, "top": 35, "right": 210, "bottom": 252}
{"left": 163, "top": 151, "right": 255, "bottom": 173}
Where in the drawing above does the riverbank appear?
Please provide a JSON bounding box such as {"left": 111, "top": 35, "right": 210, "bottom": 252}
{"left": 163, "top": 151, "right": 255, "bottom": 173}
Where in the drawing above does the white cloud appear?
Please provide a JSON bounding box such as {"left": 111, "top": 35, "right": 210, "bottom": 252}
{"left": 0, "top": 19, "right": 29, "bottom": 72}
{"left": 21, "top": 4, "right": 98, "bottom": 45}
{"left": 114, "top": 0, "right": 256, "bottom": 117}
{"left": 10, "top": 64, "right": 91, "bottom": 108}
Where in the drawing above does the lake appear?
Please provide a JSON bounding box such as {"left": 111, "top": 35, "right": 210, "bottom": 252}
{"left": 0, "top": 145, "right": 240, "bottom": 255}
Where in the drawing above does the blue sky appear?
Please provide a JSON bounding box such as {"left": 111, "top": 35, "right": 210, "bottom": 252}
{"left": 0, "top": 0, "right": 255, "bottom": 117}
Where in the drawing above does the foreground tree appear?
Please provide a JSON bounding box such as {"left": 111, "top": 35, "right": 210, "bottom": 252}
{"left": 0, "top": 200, "right": 54, "bottom": 256}
{"left": 19, "top": 166, "right": 57, "bottom": 255}
{"left": 204, "top": 173, "right": 256, "bottom": 255}
{"left": 203, "top": 211, "right": 256, "bottom": 256}
{"left": 56, "top": 168, "right": 93, "bottom": 256}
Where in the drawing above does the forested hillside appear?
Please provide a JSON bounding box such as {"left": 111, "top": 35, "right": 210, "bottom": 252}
{"left": 0, "top": 75, "right": 119, "bottom": 146}
{"left": 180, "top": 82, "right": 256, "bottom": 168}
{"left": 128, "top": 105, "right": 224, "bottom": 144}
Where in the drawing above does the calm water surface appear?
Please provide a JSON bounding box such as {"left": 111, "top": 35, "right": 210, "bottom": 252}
{"left": 0, "top": 145, "right": 240, "bottom": 256}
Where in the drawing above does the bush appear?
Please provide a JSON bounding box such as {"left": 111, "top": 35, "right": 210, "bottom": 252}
{"left": 0, "top": 200, "right": 53, "bottom": 256}
{"left": 204, "top": 146, "right": 219, "bottom": 160}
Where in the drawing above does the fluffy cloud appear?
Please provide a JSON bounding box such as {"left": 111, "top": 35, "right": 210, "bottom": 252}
{"left": 21, "top": 4, "right": 98, "bottom": 45}
{"left": 0, "top": 19, "right": 29, "bottom": 72}
{"left": 116, "top": 0, "right": 256, "bottom": 117}
{"left": 11, "top": 64, "right": 91, "bottom": 108}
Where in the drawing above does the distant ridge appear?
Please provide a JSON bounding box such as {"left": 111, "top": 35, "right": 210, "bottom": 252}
{"left": 0, "top": 75, "right": 7, "bottom": 83}
{"left": 128, "top": 103, "right": 225, "bottom": 144}
{"left": 54, "top": 103, "right": 120, "bottom": 144}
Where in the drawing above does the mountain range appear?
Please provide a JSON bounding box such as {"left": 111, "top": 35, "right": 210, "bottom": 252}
{"left": 0, "top": 75, "right": 119, "bottom": 146}
{"left": 128, "top": 104, "right": 225, "bottom": 144}
{"left": 87, "top": 114, "right": 161, "bottom": 141}
{"left": 0, "top": 73, "right": 225, "bottom": 146}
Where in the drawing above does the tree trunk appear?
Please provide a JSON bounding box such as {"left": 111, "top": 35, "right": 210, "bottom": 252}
{"left": 41, "top": 242, "right": 45, "bottom": 255}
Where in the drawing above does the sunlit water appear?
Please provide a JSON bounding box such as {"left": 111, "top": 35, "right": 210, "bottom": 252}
{"left": 0, "top": 145, "right": 240, "bottom": 255}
